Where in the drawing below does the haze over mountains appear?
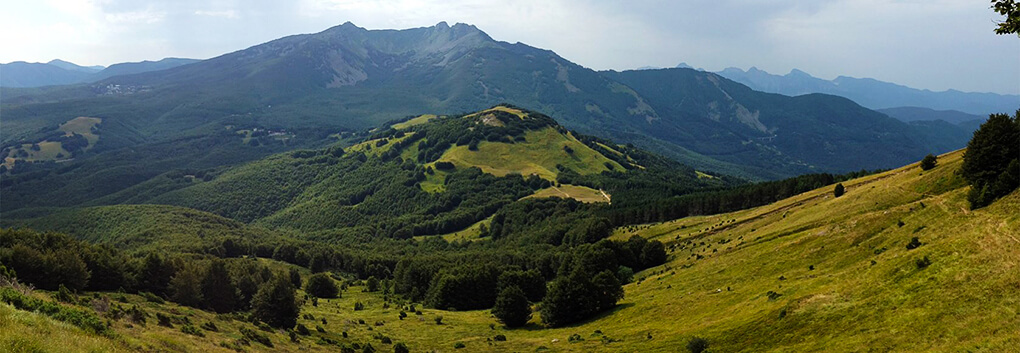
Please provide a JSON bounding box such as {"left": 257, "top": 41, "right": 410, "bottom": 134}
{"left": 0, "top": 58, "right": 199, "bottom": 88}
{"left": 715, "top": 66, "right": 1019, "bottom": 116}
{"left": 1, "top": 22, "right": 987, "bottom": 184}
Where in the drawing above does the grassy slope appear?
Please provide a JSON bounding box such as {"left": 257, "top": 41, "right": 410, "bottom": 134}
{"left": 6, "top": 150, "right": 1016, "bottom": 352}
{"left": 438, "top": 127, "right": 622, "bottom": 181}
{"left": 3, "top": 117, "right": 101, "bottom": 169}
{"left": 526, "top": 184, "right": 610, "bottom": 204}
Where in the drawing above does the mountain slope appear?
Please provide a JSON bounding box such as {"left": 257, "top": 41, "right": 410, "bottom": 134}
{"left": 718, "top": 67, "right": 1019, "bottom": 115}
{"left": 0, "top": 21, "right": 974, "bottom": 206}
{"left": 3, "top": 106, "right": 724, "bottom": 240}
{"left": 0, "top": 61, "right": 94, "bottom": 87}
{"left": 602, "top": 68, "right": 942, "bottom": 174}
{"left": 877, "top": 106, "right": 986, "bottom": 125}
{"left": 4, "top": 149, "right": 1015, "bottom": 352}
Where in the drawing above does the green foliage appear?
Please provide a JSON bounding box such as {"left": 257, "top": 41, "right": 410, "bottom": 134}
{"left": 961, "top": 111, "right": 1020, "bottom": 209}
{"left": 240, "top": 327, "right": 273, "bottom": 347}
{"left": 296, "top": 323, "right": 310, "bottom": 335}
{"left": 366, "top": 276, "right": 380, "bottom": 292}
{"left": 920, "top": 154, "right": 938, "bottom": 171}
{"left": 916, "top": 256, "right": 933, "bottom": 269}
{"left": 0, "top": 287, "right": 111, "bottom": 336}
{"left": 169, "top": 263, "right": 204, "bottom": 308}
{"left": 453, "top": 342, "right": 465, "bottom": 349}
{"left": 540, "top": 244, "right": 624, "bottom": 327}
{"left": 55, "top": 284, "right": 75, "bottom": 303}
{"left": 251, "top": 276, "right": 299, "bottom": 329}
{"left": 201, "top": 321, "right": 219, "bottom": 332}
{"left": 687, "top": 336, "right": 709, "bottom": 353}
{"left": 834, "top": 183, "right": 845, "bottom": 198}
{"left": 992, "top": 0, "right": 1020, "bottom": 35}
{"left": 305, "top": 273, "right": 340, "bottom": 298}
{"left": 202, "top": 259, "right": 238, "bottom": 313}
{"left": 906, "top": 237, "right": 923, "bottom": 250}
{"left": 181, "top": 323, "right": 205, "bottom": 337}
{"left": 393, "top": 342, "right": 410, "bottom": 353}
{"left": 492, "top": 285, "right": 531, "bottom": 327}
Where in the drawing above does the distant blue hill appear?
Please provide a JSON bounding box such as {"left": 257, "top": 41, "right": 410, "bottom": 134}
{"left": 716, "top": 67, "right": 1019, "bottom": 116}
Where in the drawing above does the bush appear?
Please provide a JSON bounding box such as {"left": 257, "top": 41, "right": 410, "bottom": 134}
{"left": 687, "top": 336, "right": 709, "bottom": 353}
{"left": 306, "top": 273, "right": 340, "bottom": 298}
{"left": 961, "top": 111, "right": 1020, "bottom": 209}
{"left": 240, "top": 327, "right": 273, "bottom": 347}
{"left": 833, "top": 183, "right": 845, "bottom": 198}
{"left": 251, "top": 277, "right": 299, "bottom": 329}
{"left": 493, "top": 334, "right": 507, "bottom": 341}
{"left": 434, "top": 161, "right": 455, "bottom": 170}
{"left": 0, "top": 288, "right": 110, "bottom": 335}
{"left": 55, "top": 284, "right": 75, "bottom": 303}
{"left": 492, "top": 285, "right": 531, "bottom": 327}
{"left": 157, "top": 312, "right": 173, "bottom": 327}
{"left": 905, "top": 237, "right": 922, "bottom": 250}
{"left": 354, "top": 301, "right": 365, "bottom": 311}
{"left": 434, "top": 315, "right": 443, "bottom": 325}
{"left": 181, "top": 324, "right": 205, "bottom": 337}
{"left": 916, "top": 256, "right": 932, "bottom": 269}
{"left": 296, "top": 323, "right": 311, "bottom": 335}
{"left": 920, "top": 154, "right": 937, "bottom": 171}
{"left": 201, "top": 321, "right": 219, "bottom": 332}
{"left": 453, "top": 342, "right": 466, "bottom": 349}
{"left": 393, "top": 342, "right": 410, "bottom": 353}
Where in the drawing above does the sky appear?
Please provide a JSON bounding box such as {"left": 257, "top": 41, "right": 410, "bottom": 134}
{"left": 2, "top": 0, "right": 1018, "bottom": 95}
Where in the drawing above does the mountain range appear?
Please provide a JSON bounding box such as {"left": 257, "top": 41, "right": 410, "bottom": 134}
{"left": 716, "top": 66, "right": 1019, "bottom": 116}
{"left": 0, "top": 58, "right": 199, "bottom": 88}
{"left": 0, "top": 21, "right": 983, "bottom": 216}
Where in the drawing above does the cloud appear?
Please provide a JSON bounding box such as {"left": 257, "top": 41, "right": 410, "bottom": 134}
{"left": 194, "top": 10, "right": 239, "bottom": 19}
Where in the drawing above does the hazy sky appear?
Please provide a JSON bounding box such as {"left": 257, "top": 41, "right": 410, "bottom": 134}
{"left": 2, "top": 0, "right": 1018, "bottom": 94}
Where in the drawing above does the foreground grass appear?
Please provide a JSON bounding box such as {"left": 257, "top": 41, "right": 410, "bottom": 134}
{"left": 4, "top": 150, "right": 1017, "bottom": 352}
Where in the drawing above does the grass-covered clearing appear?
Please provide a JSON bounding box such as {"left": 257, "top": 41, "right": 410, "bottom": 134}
{"left": 391, "top": 114, "right": 437, "bottom": 130}
{"left": 526, "top": 184, "right": 610, "bottom": 203}
{"left": 438, "top": 127, "right": 622, "bottom": 181}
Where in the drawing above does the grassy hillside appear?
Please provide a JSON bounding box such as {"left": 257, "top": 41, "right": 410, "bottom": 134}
{"left": 6, "top": 149, "right": 1014, "bottom": 352}
{"left": 439, "top": 127, "right": 622, "bottom": 180}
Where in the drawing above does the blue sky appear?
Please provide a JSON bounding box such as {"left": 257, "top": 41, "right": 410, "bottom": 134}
{"left": 2, "top": 0, "right": 1017, "bottom": 94}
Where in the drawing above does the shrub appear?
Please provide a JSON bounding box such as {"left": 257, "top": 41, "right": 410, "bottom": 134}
{"left": 201, "top": 321, "right": 219, "bottom": 332}
{"left": 316, "top": 325, "right": 326, "bottom": 333}
{"left": 493, "top": 334, "right": 507, "bottom": 341}
{"left": 240, "top": 327, "right": 273, "bottom": 347}
{"left": 920, "top": 154, "right": 937, "bottom": 171}
{"left": 687, "top": 336, "right": 709, "bottom": 353}
{"left": 492, "top": 285, "right": 531, "bottom": 328}
{"left": 453, "top": 342, "right": 466, "bottom": 349}
{"left": 434, "top": 315, "right": 443, "bottom": 325}
{"left": 296, "top": 324, "right": 311, "bottom": 335}
{"left": 252, "top": 277, "right": 299, "bottom": 329}
{"left": 354, "top": 301, "right": 365, "bottom": 311}
{"left": 905, "top": 237, "right": 922, "bottom": 250}
{"left": 306, "top": 273, "right": 340, "bottom": 298}
{"left": 0, "top": 288, "right": 110, "bottom": 335}
{"left": 833, "top": 183, "right": 845, "bottom": 198}
{"left": 55, "top": 284, "right": 75, "bottom": 303}
{"left": 157, "top": 312, "right": 173, "bottom": 327}
{"left": 366, "top": 276, "right": 380, "bottom": 292}
{"left": 916, "top": 256, "right": 932, "bottom": 269}
{"left": 434, "top": 161, "right": 455, "bottom": 170}
{"left": 141, "top": 291, "right": 164, "bottom": 304}
{"left": 393, "top": 342, "right": 410, "bottom": 353}
{"left": 181, "top": 324, "right": 205, "bottom": 337}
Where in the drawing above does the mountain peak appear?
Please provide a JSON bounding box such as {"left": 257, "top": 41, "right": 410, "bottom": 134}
{"left": 787, "top": 68, "right": 812, "bottom": 78}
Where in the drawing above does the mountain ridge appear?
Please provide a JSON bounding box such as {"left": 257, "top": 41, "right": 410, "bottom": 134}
{"left": 716, "top": 66, "right": 1019, "bottom": 115}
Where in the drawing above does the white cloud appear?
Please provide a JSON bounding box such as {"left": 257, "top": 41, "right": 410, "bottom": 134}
{"left": 195, "top": 10, "right": 239, "bottom": 19}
